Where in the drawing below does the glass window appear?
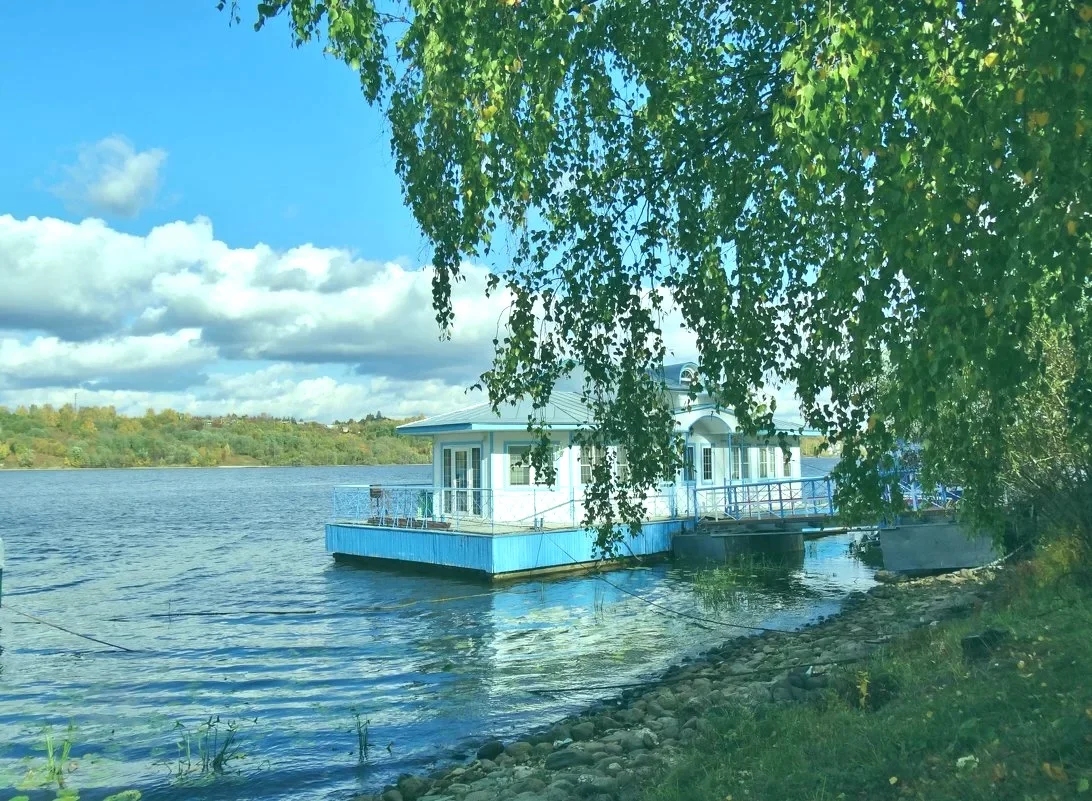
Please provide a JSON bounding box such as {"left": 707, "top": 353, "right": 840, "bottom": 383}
{"left": 617, "top": 446, "right": 630, "bottom": 482}
{"left": 759, "top": 447, "right": 770, "bottom": 478}
{"left": 701, "top": 447, "right": 713, "bottom": 482}
{"left": 782, "top": 447, "right": 792, "bottom": 476}
{"left": 580, "top": 444, "right": 604, "bottom": 484}
{"left": 509, "top": 445, "right": 531, "bottom": 486}
{"left": 684, "top": 445, "right": 695, "bottom": 482}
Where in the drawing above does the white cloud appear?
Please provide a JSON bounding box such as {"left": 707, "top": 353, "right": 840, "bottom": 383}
{"left": 0, "top": 364, "right": 476, "bottom": 422}
{"left": 52, "top": 136, "right": 167, "bottom": 218}
{"left": 0, "top": 210, "right": 803, "bottom": 422}
{"left": 0, "top": 214, "right": 510, "bottom": 383}
{"left": 0, "top": 214, "right": 210, "bottom": 339}
{"left": 0, "top": 212, "right": 511, "bottom": 417}
{"left": 0, "top": 330, "right": 214, "bottom": 391}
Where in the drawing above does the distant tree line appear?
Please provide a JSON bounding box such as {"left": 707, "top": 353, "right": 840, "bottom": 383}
{"left": 0, "top": 404, "right": 431, "bottom": 469}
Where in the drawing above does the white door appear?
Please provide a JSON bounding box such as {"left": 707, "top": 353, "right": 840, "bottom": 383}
{"left": 442, "top": 446, "right": 482, "bottom": 515}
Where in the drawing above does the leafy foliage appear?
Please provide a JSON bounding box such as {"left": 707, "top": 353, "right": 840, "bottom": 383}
{"left": 648, "top": 550, "right": 1092, "bottom": 801}
{"left": 0, "top": 404, "right": 430, "bottom": 469}
{"left": 925, "top": 320, "right": 1092, "bottom": 547}
{"left": 232, "top": 0, "right": 1092, "bottom": 545}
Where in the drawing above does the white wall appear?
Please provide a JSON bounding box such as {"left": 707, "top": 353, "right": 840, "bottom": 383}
{"left": 414, "top": 424, "right": 805, "bottom": 525}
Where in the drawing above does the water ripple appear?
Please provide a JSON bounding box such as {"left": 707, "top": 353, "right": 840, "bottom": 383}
{"left": 0, "top": 466, "right": 875, "bottom": 800}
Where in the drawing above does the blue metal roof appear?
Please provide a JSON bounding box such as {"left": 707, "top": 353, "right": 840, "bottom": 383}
{"left": 398, "top": 382, "right": 822, "bottom": 438}
{"left": 397, "top": 391, "right": 594, "bottom": 435}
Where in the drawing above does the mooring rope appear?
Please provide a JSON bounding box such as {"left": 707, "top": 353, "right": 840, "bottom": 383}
{"left": 3, "top": 603, "right": 137, "bottom": 653}
{"left": 133, "top": 585, "right": 548, "bottom": 620}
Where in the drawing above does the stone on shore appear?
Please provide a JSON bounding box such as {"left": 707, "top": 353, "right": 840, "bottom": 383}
{"left": 396, "top": 775, "right": 432, "bottom": 801}
{"left": 505, "top": 740, "right": 534, "bottom": 761}
{"left": 360, "top": 569, "right": 996, "bottom": 801}
{"left": 570, "top": 721, "right": 596, "bottom": 741}
{"left": 544, "top": 748, "right": 596, "bottom": 770}
{"left": 475, "top": 739, "right": 505, "bottom": 760}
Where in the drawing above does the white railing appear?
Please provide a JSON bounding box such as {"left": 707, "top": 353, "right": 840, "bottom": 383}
{"left": 331, "top": 484, "right": 494, "bottom": 532}
{"left": 331, "top": 484, "right": 689, "bottom": 533}
{"left": 693, "top": 477, "right": 836, "bottom": 522}
{"left": 689, "top": 473, "right": 964, "bottom": 524}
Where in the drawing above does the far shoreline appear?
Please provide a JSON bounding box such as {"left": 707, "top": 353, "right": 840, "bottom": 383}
{"left": 0, "top": 462, "right": 432, "bottom": 473}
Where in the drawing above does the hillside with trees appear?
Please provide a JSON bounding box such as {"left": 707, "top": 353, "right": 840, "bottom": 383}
{"left": 0, "top": 405, "right": 431, "bottom": 469}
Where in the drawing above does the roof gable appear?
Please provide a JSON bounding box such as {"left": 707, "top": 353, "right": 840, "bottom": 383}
{"left": 652, "top": 361, "right": 701, "bottom": 391}
{"left": 397, "top": 391, "right": 594, "bottom": 435}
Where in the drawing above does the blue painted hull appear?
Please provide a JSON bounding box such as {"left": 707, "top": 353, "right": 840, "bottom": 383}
{"left": 325, "top": 519, "right": 689, "bottom": 577}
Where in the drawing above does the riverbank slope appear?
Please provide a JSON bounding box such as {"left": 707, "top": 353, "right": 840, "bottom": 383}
{"left": 364, "top": 541, "right": 1090, "bottom": 801}
{"left": 0, "top": 405, "right": 429, "bottom": 468}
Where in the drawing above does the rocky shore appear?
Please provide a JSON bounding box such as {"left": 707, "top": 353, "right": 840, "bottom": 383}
{"left": 358, "top": 568, "right": 997, "bottom": 801}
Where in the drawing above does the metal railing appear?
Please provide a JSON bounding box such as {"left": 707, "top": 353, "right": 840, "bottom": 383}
{"left": 330, "top": 484, "right": 691, "bottom": 533}
{"left": 690, "top": 473, "right": 964, "bottom": 524}
{"left": 331, "top": 474, "right": 963, "bottom": 533}
{"left": 331, "top": 484, "right": 495, "bottom": 533}
{"left": 693, "top": 477, "right": 836, "bottom": 522}
{"left": 893, "top": 476, "right": 962, "bottom": 511}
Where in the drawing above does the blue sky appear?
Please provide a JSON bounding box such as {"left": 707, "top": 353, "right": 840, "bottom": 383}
{"left": 0, "top": 1, "right": 525, "bottom": 420}
{"left": 0, "top": 2, "right": 722, "bottom": 422}
{"left": 0, "top": 1, "right": 422, "bottom": 260}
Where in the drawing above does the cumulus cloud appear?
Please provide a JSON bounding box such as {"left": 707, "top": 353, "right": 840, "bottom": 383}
{"left": 0, "top": 330, "right": 215, "bottom": 392}
{"left": 0, "top": 209, "right": 801, "bottom": 422}
{"left": 51, "top": 136, "right": 167, "bottom": 218}
{"left": 0, "top": 214, "right": 509, "bottom": 383}
{"left": 0, "top": 364, "right": 476, "bottom": 422}
{"left": 0, "top": 215, "right": 208, "bottom": 340}
{"left": 0, "top": 212, "right": 510, "bottom": 418}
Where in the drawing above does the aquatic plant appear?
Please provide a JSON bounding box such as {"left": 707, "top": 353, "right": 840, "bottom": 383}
{"left": 13, "top": 724, "right": 141, "bottom": 800}
{"left": 694, "top": 553, "right": 815, "bottom": 612}
{"left": 161, "top": 716, "right": 248, "bottom": 780}
{"left": 591, "top": 584, "right": 607, "bottom": 623}
{"left": 17, "top": 724, "right": 77, "bottom": 791}
{"left": 7, "top": 790, "right": 142, "bottom": 801}
{"left": 44, "top": 724, "right": 75, "bottom": 788}
{"left": 349, "top": 707, "right": 370, "bottom": 764}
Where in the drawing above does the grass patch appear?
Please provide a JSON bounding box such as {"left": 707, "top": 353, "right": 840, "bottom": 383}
{"left": 646, "top": 542, "right": 1092, "bottom": 801}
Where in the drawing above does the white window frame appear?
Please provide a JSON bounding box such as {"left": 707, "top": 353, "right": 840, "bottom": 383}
{"left": 580, "top": 444, "right": 605, "bottom": 485}
{"left": 616, "top": 446, "right": 630, "bottom": 482}
{"left": 732, "top": 445, "right": 751, "bottom": 481}
{"left": 508, "top": 444, "right": 533, "bottom": 486}
{"left": 701, "top": 446, "right": 714, "bottom": 482}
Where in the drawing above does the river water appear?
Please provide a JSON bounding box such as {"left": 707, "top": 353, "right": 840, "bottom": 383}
{"left": 0, "top": 466, "right": 875, "bottom": 800}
